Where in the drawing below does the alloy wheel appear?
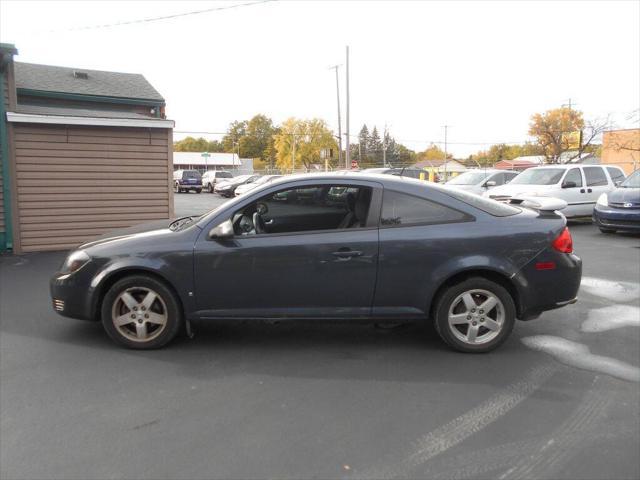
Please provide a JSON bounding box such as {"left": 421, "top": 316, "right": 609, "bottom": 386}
{"left": 447, "top": 289, "right": 504, "bottom": 345}
{"left": 111, "top": 287, "right": 168, "bottom": 342}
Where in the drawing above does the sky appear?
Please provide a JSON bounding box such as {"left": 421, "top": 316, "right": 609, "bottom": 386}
{"left": 1, "top": 0, "right": 639, "bottom": 157}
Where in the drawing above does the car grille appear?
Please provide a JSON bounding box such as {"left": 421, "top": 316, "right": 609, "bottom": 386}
{"left": 601, "top": 218, "right": 640, "bottom": 227}
{"left": 609, "top": 202, "right": 640, "bottom": 209}
{"left": 53, "top": 299, "right": 65, "bottom": 312}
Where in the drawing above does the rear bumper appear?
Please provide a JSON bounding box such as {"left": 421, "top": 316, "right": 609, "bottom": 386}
{"left": 593, "top": 206, "right": 640, "bottom": 232}
{"left": 516, "top": 251, "right": 582, "bottom": 321}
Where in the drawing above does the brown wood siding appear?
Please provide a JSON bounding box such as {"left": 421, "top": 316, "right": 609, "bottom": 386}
{"left": 14, "top": 124, "right": 172, "bottom": 252}
{"left": 0, "top": 68, "right": 9, "bottom": 237}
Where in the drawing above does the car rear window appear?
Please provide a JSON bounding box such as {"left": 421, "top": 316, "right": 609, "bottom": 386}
{"left": 380, "top": 190, "right": 470, "bottom": 226}
{"left": 183, "top": 170, "right": 201, "bottom": 179}
{"left": 441, "top": 188, "right": 521, "bottom": 217}
{"left": 217, "top": 172, "right": 233, "bottom": 178}
{"left": 606, "top": 167, "right": 625, "bottom": 183}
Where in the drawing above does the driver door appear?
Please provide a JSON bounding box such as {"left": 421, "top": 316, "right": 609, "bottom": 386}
{"left": 192, "top": 181, "right": 382, "bottom": 319}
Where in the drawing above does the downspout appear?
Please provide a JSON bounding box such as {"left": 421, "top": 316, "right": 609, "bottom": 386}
{"left": 0, "top": 62, "right": 13, "bottom": 251}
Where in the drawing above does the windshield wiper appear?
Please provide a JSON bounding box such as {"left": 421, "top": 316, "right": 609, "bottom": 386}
{"left": 169, "top": 216, "right": 199, "bottom": 231}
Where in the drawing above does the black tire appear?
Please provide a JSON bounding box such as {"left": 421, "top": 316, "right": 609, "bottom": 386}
{"left": 101, "top": 275, "right": 182, "bottom": 349}
{"left": 207, "top": 183, "right": 214, "bottom": 193}
{"left": 599, "top": 228, "right": 616, "bottom": 234}
{"left": 195, "top": 188, "right": 202, "bottom": 194}
{"left": 433, "top": 277, "right": 516, "bottom": 353}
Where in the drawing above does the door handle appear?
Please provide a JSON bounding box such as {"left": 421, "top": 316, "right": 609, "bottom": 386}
{"left": 580, "top": 189, "right": 585, "bottom": 193}
{"left": 264, "top": 219, "right": 274, "bottom": 225}
{"left": 332, "top": 250, "right": 363, "bottom": 258}
{"left": 587, "top": 188, "right": 592, "bottom": 193}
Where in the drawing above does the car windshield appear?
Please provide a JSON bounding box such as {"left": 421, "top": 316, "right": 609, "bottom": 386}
{"left": 232, "top": 175, "right": 251, "bottom": 183}
{"left": 447, "top": 171, "right": 492, "bottom": 185}
{"left": 509, "top": 168, "right": 564, "bottom": 185}
{"left": 218, "top": 172, "right": 233, "bottom": 178}
{"left": 620, "top": 170, "right": 640, "bottom": 188}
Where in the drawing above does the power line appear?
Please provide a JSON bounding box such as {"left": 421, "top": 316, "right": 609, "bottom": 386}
{"left": 43, "top": 0, "right": 275, "bottom": 33}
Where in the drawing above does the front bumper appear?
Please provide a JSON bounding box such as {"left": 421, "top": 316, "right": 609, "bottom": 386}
{"left": 50, "top": 267, "right": 98, "bottom": 321}
{"left": 593, "top": 205, "right": 640, "bottom": 232}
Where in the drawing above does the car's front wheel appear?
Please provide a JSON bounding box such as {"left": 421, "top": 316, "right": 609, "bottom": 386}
{"left": 101, "top": 275, "right": 182, "bottom": 349}
{"left": 433, "top": 277, "right": 515, "bottom": 353}
{"left": 207, "top": 183, "right": 214, "bottom": 193}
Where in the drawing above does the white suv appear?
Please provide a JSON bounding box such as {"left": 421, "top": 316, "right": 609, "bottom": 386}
{"left": 484, "top": 164, "right": 626, "bottom": 218}
{"left": 202, "top": 170, "right": 233, "bottom": 193}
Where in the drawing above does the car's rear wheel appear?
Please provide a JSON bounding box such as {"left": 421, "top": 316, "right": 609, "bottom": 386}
{"left": 195, "top": 188, "right": 202, "bottom": 194}
{"left": 101, "top": 275, "right": 181, "bottom": 349}
{"left": 207, "top": 183, "right": 214, "bottom": 193}
{"left": 174, "top": 183, "right": 181, "bottom": 194}
{"left": 433, "top": 277, "right": 515, "bottom": 353}
{"left": 599, "top": 228, "right": 616, "bottom": 234}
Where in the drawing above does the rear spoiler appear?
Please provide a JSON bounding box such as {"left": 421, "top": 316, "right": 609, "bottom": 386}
{"left": 508, "top": 196, "right": 567, "bottom": 212}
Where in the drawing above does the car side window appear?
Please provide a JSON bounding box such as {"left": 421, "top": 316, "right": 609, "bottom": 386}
{"left": 583, "top": 167, "right": 608, "bottom": 186}
{"left": 380, "top": 190, "right": 469, "bottom": 227}
{"left": 563, "top": 168, "right": 583, "bottom": 187}
{"left": 490, "top": 173, "right": 505, "bottom": 185}
{"left": 233, "top": 184, "right": 374, "bottom": 235}
{"left": 606, "top": 167, "right": 625, "bottom": 183}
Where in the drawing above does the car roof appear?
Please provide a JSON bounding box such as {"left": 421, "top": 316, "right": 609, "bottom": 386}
{"left": 528, "top": 164, "right": 592, "bottom": 170}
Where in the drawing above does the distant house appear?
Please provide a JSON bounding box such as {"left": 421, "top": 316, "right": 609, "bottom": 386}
{"left": 173, "top": 152, "right": 254, "bottom": 174}
{"left": 413, "top": 158, "right": 466, "bottom": 180}
{"left": 0, "top": 43, "right": 174, "bottom": 253}
{"left": 494, "top": 156, "right": 544, "bottom": 171}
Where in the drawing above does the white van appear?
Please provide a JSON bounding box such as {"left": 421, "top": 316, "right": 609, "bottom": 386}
{"left": 202, "top": 170, "right": 233, "bottom": 193}
{"left": 484, "top": 165, "right": 626, "bottom": 217}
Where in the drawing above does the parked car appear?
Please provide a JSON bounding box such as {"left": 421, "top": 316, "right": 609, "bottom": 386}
{"left": 593, "top": 169, "right": 640, "bottom": 234}
{"left": 50, "top": 173, "right": 581, "bottom": 353}
{"left": 484, "top": 165, "right": 626, "bottom": 218}
{"left": 173, "top": 170, "right": 202, "bottom": 194}
{"left": 235, "top": 175, "right": 283, "bottom": 196}
{"left": 214, "top": 174, "right": 260, "bottom": 197}
{"left": 362, "top": 167, "right": 437, "bottom": 181}
{"left": 202, "top": 170, "right": 233, "bottom": 193}
{"left": 445, "top": 169, "right": 519, "bottom": 196}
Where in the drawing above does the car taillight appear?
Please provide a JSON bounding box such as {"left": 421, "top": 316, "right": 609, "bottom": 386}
{"left": 552, "top": 227, "right": 573, "bottom": 254}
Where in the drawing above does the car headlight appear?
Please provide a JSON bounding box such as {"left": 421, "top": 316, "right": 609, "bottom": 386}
{"left": 596, "top": 193, "right": 608, "bottom": 207}
{"left": 60, "top": 250, "right": 90, "bottom": 274}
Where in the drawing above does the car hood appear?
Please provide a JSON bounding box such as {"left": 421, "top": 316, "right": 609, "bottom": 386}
{"left": 78, "top": 219, "right": 177, "bottom": 251}
{"left": 608, "top": 187, "right": 640, "bottom": 206}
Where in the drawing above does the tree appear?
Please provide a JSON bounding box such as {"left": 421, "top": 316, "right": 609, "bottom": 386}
{"left": 173, "top": 136, "right": 225, "bottom": 153}
{"left": 528, "top": 107, "right": 606, "bottom": 163}
{"left": 368, "top": 126, "right": 382, "bottom": 166}
{"left": 238, "top": 114, "right": 278, "bottom": 162}
{"left": 357, "top": 124, "right": 369, "bottom": 163}
{"left": 416, "top": 144, "right": 448, "bottom": 163}
{"left": 273, "top": 118, "right": 338, "bottom": 171}
{"left": 221, "top": 120, "right": 248, "bottom": 153}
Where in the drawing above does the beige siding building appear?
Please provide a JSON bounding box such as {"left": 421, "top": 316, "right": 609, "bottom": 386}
{"left": 602, "top": 128, "right": 640, "bottom": 175}
{"left": 0, "top": 46, "right": 174, "bottom": 253}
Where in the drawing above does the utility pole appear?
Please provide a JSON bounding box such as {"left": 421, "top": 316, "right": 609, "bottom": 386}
{"left": 442, "top": 125, "right": 451, "bottom": 181}
{"left": 345, "top": 46, "right": 350, "bottom": 170}
{"left": 329, "top": 65, "right": 343, "bottom": 168}
{"left": 291, "top": 133, "right": 296, "bottom": 173}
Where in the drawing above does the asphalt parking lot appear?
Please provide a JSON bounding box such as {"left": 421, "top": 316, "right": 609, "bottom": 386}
{"left": 1, "top": 193, "right": 639, "bottom": 480}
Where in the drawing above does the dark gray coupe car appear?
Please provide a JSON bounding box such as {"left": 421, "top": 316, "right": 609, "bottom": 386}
{"left": 51, "top": 173, "right": 582, "bottom": 353}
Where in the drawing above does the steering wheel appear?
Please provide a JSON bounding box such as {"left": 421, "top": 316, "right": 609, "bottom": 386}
{"left": 253, "top": 212, "right": 266, "bottom": 234}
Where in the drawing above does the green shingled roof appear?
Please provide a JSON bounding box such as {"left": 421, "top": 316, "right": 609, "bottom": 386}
{"left": 15, "top": 62, "right": 164, "bottom": 102}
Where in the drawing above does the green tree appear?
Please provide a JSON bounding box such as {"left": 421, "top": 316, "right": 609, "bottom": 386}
{"left": 368, "top": 126, "right": 382, "bottom": 166}
{"left": 274, "top": 118, "right": 338, "bottom": 171}
{"left": 356, "top": 124, "right": 369, "bottom": 163}
{"left": 174, "top": 136, "right": 225, "bottom": 152}
{"left": 221, "top": 120, "right": 248, "bottom": 153}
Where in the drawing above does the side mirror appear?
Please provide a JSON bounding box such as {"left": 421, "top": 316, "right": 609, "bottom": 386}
{"left": 615, "top": 180, "right": 622, "bottom": 187}
{"left": 562, "top": 181, "right": 577, "bottom": 189}
{"left": 484, "top": 180, "right": 497, "bottom": 187}
{"left": 208, "top": 219, "right": 234, "bottom": 239}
